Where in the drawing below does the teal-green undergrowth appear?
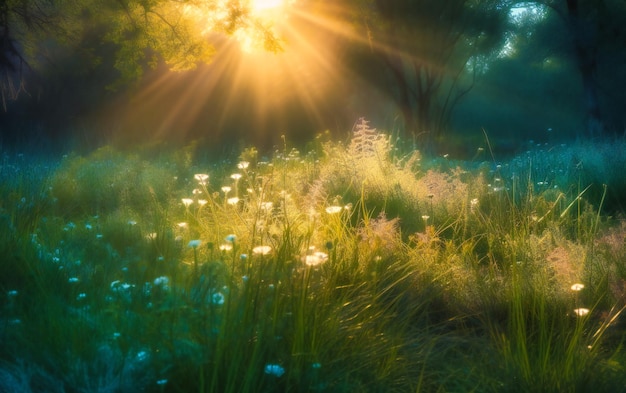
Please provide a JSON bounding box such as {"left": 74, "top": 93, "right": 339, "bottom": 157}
{"left": 1, "top": 128, "right": 626, "bottom": 392}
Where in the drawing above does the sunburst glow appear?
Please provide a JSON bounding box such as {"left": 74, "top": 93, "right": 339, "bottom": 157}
{"left": 104, "top": 2, "right": 378, "bottom": 148}
{"left": 251, "top": 0, "right": 289, "bottom": 13}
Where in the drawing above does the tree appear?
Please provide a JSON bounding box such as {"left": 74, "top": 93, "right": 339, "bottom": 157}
{"left": 514, "top": 0, "right": 626, "bottom": 137}
{"left": 0, "top": 0, "right": 283, "bottom": 100}
{"left": 344, "top": 0, "right": 509, "bottom": 151}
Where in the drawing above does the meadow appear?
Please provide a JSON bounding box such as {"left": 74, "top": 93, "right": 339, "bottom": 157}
{"left": 1, "top": 121, "right": 626, "bottom": 392}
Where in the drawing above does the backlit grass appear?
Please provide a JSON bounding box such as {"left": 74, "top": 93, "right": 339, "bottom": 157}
{"left": 1, "top": 125, "right": 626, "bottom": 392}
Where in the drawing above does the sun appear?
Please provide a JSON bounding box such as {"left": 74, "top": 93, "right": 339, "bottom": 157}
{"left": 251, "top": 0, "right": 287, "bottom": 13}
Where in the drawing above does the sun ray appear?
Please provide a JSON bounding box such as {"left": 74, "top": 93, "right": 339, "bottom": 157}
{"left": 104, "top": 1, "right": 380, "bottom": 148}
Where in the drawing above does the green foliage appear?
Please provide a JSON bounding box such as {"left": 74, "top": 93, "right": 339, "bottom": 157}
{"left": 2, "top": 132, "right": 626, "bottom": 392}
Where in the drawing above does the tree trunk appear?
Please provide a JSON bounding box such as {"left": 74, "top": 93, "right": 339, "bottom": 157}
{"left": 565, "top": 0, "right": 606, "bottom": 138}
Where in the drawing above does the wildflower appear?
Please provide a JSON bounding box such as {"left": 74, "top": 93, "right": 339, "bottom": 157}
{"left": 154, "top": 276, "right": 169, "bottom": 287}
{"left": 253, "top": 245, "right": 272, "bottom": 255}
{"left": 221, "top": 186, "right": 232, "bottom": 194}
{"left": 77, "top": 293, "right": 87, "bottom": 300}
{"left": 231, "top": 173, "right": 242, "bottom": 181}
{"left": 212, "top": 292, "right": 225, "bottom": 305}
{"left": 177, "top": 222, "right": 188, "bottom": 229}
{"left": 571, "top": 283, "right": 585, "bottom": 291}
{"left": 181, "top": 198, "right": 193, "bottom": 207}
{"left": 264, "top": 364, "right": 285, "bottom": 377}
{"left": 260, "top": 201, "right": 273, "bottom": 211}
{"left": 146, "top": 233, "right": 157, "bottom": 241}
{"left": 237, "top": 161, "right": 250, "bottom": 169}
{"left": 188, "top": 239, "right": 202, "bottom": 248}
{"left": 156, "top": 379, "right": 168, "bottom": 386}
{"left": 225, "top": 234, "right": 237, "bottom": 243}
{"left": 325, "top": 206, "right": 342, "bottom": 214}
{"left": 227, "top": 197, "right": 240, "bottom": 205}
{"left": 128, "top": 220, "right": 137, "bottom": 226}
{"left": 194, "top": 173, "right": 209, "bottom": 184}
{"left": 96, "top": 234, "right": 103, "bottom": 239}
{"left": 68, "top": 277, "right": 79, "bottom": 283}
{"left": 574, "top": 308, "right": 590, "bottom": 317}
{"left": 219, "top": 243, "right": 233, "bottom": 251}
{"left": 193, "top": 188, "right": 202, "bottom": 195}
{"left": 85, "top": 223, "right": 92, "bottom": 230}
{"left": 113, "top": 332, "right": 121, "bottom": 339}
{"left": 198, "top": 199, "right": 208, "bottom": 206}
{"left": 136, "top": 350, "right": 149, "bottom": 362}
{"left": 304, "top": 252, "right": 328, "bottom": 267}
{"left": 421, "top": 215, "right": 430, "bottom": 222}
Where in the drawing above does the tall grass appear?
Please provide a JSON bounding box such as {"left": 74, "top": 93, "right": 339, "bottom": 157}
{"left": 1, "top": 126, "right": 626, "bottom": 392}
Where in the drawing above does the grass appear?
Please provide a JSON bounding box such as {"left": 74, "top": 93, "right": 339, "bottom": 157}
{"left": 1, "top": 124, "right": 626, "bottom": 392}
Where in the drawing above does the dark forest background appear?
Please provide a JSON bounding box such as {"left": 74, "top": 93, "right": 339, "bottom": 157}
{"left": 0, "top": 0, "right": 625, "bottom": 157}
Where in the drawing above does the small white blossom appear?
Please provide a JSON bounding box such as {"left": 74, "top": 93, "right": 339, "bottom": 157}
{"left": 253, "top": 245, "right": 272, "bottom": 255}
{"left": 325, "top": 206, "right": 342, "bottom": 214}
{"left": 194, "top": 173, "right": 209, "bottom": 185}
{"left": 154, "top": 276, "right": 169, "bottom": 287}
{"left": 571, "top": 283, "right": 585, "bottom": 291}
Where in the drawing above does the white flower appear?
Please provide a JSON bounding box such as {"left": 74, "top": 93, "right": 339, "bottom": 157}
{"left": 177, "top": 222, "right": 188, "bottom": 229}
{"left": 219, "top": 243, "right": 233, "bottom": 251}
{"left": 227, "top": 197, "right": 240, "bottom": 205}
{"left": 225, "top": 234, "right": 237, "bottom": 243}
{"left": 198, "top": 199, "right": 208, "bottom": 206}
{"left": 253, "top": 245, "right": 272, "bottom": 255}
{"left": 188, "top": 239, "right": 202, "bottom": 248}
{"left": 154, "top": 276, "right": 169, "bottom": 287}
{"left": 571, "top": 283, "right": 585, "bottom": 291}
{"left": 237, "top": 161, "right": 250, "bottom": 169}
{"left": 264, "top": 364, "right": 285, "bottom": 377}
{"left": 574, "top": 308, "right": 590, "bottom": 317}
{"left": 304, "top": 252, "right": 328, "bottom": 267}
{"left": 194, "top": 173, "right": 209, "bottom": 184}
{"left": 325, "top": 206, "right": 342, "bottom": 214}
{"left": 231, "top": 173, "right": 242, "bottom": 181}
{"left": 221, "top": 186, "right": 232, "bottom": 194}
{"left": 128, "top": 220, "right": 137, "bottom": 226}
{"left": 181, "top": 198, "right": 193, "bottom": 207}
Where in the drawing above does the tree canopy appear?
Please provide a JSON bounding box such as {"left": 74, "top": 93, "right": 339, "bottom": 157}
{"left": 1, "top": 0, "right": 625, "bottom": 151}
